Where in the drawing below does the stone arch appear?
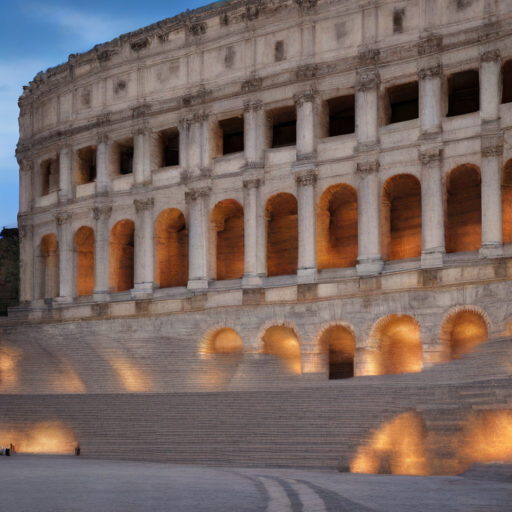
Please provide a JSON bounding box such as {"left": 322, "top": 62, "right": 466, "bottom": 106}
{"left": 381, "top": 174, "right": 422, "bottom": 261}
{"left": 211, "top": 199, "right": 244, "bottom": 280}
{"left": 367, "top": 314, "right": 423, "bottom": 375}
{"left": 440, "top": 306, "right": 490, "bottom": 361}
{"left": 261, "top": 325, "right": 301, "bottom": 374}
{"left": 502, "top": 159, "right": 512, "bottom": 244}
{"left": 38, "top": 234, "right": 59, "bottom": 299}
{"left": 109, "top": 220, "right": 135, "bottom": 293}
{"left": 74, "top": 226, "right": 95, "bottom": 297}
{"left": 154, "top": 208, "right": 188, "bottom": 288}
{"left": 317, "top": 323, "right": 356, "bottom": 379}
{"left": 317, "top": 184, "right": 358, "bottom": 269}
{"left": 445, "top": 164, "right": 481, "bottom": 253}
{"left": 266, "top": 192, "right": 298, "bottom": 277}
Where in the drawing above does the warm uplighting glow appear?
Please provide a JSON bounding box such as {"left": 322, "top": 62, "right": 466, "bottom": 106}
{"left": 210, "top": 328, "right": 244, "bottom": 354}
{"left": 502, "top": 159, "right": 512, "bottom": 243}
{"left": 262, "top": 326, "right": 301, "bottom": 374}
{"left": 109, "top": 220, "right": 135, "bottom": 293}
{"left": 39, "top": 233, "right": 59, "bottom": 299}
{"left": 75, "top": 226, "right": 95, "bottom": 296}
{"left": 0, "top": 422, "right": 77, "bottom": 454}
{"left": 318, "top": 325, "right": 355, "bottom": 379}
{"left": 51, "top": 364, "right": 86, "bottom": 393}
{"left": 0, "top": 344, "right": 22, "bottom": 389}
{"left": 441, "top": 309, "right": 489, "bottom": 360}
{"left": 350, "top": 412, "right": 430, "bottom": 476}
{"left": 108, "top": 356, "right": 152, "bottom": 392}
{"left": 368, "top": 315, "right": 423, "bottom": 375}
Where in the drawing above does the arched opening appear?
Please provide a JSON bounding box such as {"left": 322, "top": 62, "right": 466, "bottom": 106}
{"left": 502, "top": 159, "right": 512, "bottom": 244}
{"left": 266, "top": 193, "right": 298, "bottom": 277}
{"left": 262, "top": 325, "right": 301, "bottom": 374}
{"left": 154, "top": 208, "right": 188, "bottom": 288}
{"left": 39, "top": 234, "right": 59, "bottom": 299}
{"left": 445, "top": 164, "right": 481, "bottom": 253}
{"left": 75, "top": 226, "right": 95, "bottom": 297}
{"left": 369, "top": 315, "right": 423, "bottom": 375}
{"left": 381, "top": 174, "right": 422, "bottom": 261}
{"left": 211, "top": 199, "right": 244, "bottom": 280}
{"left": 350, "top": 411, "right": 430, "bottom": 476}
{"left": 319, "top": 325, "right": 356, "bottom": 379}
{"left": 109, "top": 220, "right": 135, "bottom": 293}
{"left": 441, "top": 309, "right": 489, "bottom": 361}
{"left": 317, "top": 184, "right": 358, "bottom": 269}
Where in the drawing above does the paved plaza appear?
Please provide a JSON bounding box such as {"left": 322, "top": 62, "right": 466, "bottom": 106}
{"left": 0, "top": 455, "right": 511, "bottom": 511}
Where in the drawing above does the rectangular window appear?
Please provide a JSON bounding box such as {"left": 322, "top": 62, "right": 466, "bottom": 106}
{"left": 386, "top": 82, "right": 419, "bottom": 124}
{"left": 447, "top": 70, "right": 480, "bottom": 117}
{"left": 76, "top": 146, "right": 97, "bottom": 185}
{"left": 110, "top": 137, "right": 134, "bottom": 177}
{"left": 270, "top": 106, "right": 296, "bottom": 148}
{"left": 219, "top": 116, "right": 244, "bottom": 155}
{"left": 159, "top": 128, "right": 180, "bottom": 167}
{"left": 326, "top": 95, "right": 355, "bottom": 137}
{"left": 40, "top": 158, "right": 59, "bottom": 195}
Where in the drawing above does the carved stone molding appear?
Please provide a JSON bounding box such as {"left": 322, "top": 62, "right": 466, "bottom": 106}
{"left": 130, "top": 39, "right": 151, "bottom": 52}
{"left": 20, "top": 159, "right": 33, "bottom": 173}
{"left": 185, "top": 188, "right": 211, "bottom": 204}
{"left": 93, "top": 206, "right": 113, "bottom": 220}
{"left": 418, "top": 34, "right": 442, "bottom": 56}
{"left": 134, "top": 198, "right": 155, "bottom": 213}
{"left": 243, "top": 178, "right": 263, "bottom": 190}
{"left": 419, "top": 148, "right": 443, "bottom": 165}
{"left": 482, "top": 144, "right": 503, "bottom": 157}
{"left": 219, "top": 12, "right": 229, "bottom": 26}
{"left": 355, "top": 70, "right": 380, "bottom": 92}
{"left": 55, "top": 212, "right": 73, "bottom": 225}
{"left": 295, "top": 0, "right": 317, "bottom": 10}
{"left": 358, "top": 46, "right": 380, "bottom": 64}
{"left": 419, "top": 63, "right": 443, "bottom": 80}
{"left": 243, "top": 99, "right": 263, "bottom": 112}
{"left": 294, "top": 89, "right": 317, "bottom": 106}
{"left": 97, "top": 133, "right": 109, "bottom": 145}
{"left": 482, "top": 134, "right": 504, "bottom": 157}
{"left": 188, "top": 22, "right": 207, "bottom": 36}
{"left": 480, "top": 49, "right": 501, "bottom": 62}
{"left": 356, "top": 160, "right": 380, "bottom": 176}
{"left": 183, "top": 86, "right": 212, "bottom": 106}
{"left": 132, "top": 103, "right": 151, "bottom": 119}
{"left": 244, "top": 5, "right": 260, "bottom": 21}
{"left": 242, "top": 75, "right": 263, "bottom": 93}
{"left": 296, "top": 64, "right": 318, "bottom": 80}
{"left": 96, "top": 49, "right": 117, "bottom": 63}
{"left": 179, "top": 111, "right": 209, "bottom": 129}
{"left": 131, "top": 123, "right": 151, "bottom": 136}
{"left": 97, "top": 112, "right": 111, "bottom": 126}
{"left": 295, "top": 170, "right": 318, "bottom": 186}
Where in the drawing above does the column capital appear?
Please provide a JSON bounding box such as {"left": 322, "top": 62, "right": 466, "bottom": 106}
{"left": 293, "top": 88, "right": 317, "bottom": 107}
{"left": 358, "top": 46, "right": 380, "bottom": 65}
{"left": 185, "top": 187, "right": 211, "bottom": 204}
{"left": 480, "top": 49, "right": 501, "bottom": 63}
{"left": 355, "top": 69, "right": 380, "bottom": 92}
{"left": 20, "top": 159, "right": 33, "bottom": 173}
{"left": 295, "top": 169, "right": 318, "bottom": 186}
{"left": 55, "top": 212, "right": 73, "bottom": 225}
{"left": 482, "top": 144, "right": 504, "bottom": 157}
{"left": 356, "top": 160, "right": 380, "bottom": 177}
{"left": 179, "top": 111, "right": 210, "bottom": 128}
{"left": 133, "top": 197, "right": 155, "bottom": 213}
{"left": 419, "top": 148, "right": 443, "bottom": 165}
{"left": 418, "top": 63, "right": 443, "bottom": 80}
{"left": 92, "top": 206, "right": 113, "bottom": 220}
{"left": 131, "top": 123, "right": 152, "bottom": 136}
{"left": 243, "top": 99, "right": 263, "bottom": 112}
{"left": 243, "top": 178, "right": 263, "bottom": 190}
{"left": 482, "top": 134, "right": 504, "bottom": 157}
{"left": 97, "top": 133, "right": 109, "bottom": 145}
{"left": 18, "top": 223, "right": 33, "bottom": 242}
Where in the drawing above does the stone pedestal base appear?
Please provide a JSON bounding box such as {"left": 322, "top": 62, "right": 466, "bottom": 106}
{"left": 131, "top": 282, "right": 154, "bottom": 299}
{"left": 421, "top": 250, "right": 444, "bottom": 268}
{"left": 356, "top": 258, "right": 383, "bottom": 277}
{"left": 187, "top": 279, "right": 209, "bottom": 290}
{"left": 297, "top": 268, "right": 317, "bottom": 284}
{"left": 54, "top": 296, "right": 73, "bottom": 304}
{"left": 479, "top": 243, "right": 503, "bottom": 259}
{"left": 93, "top": 289, "right": 110, "bottom": 303}
{"left": 242, "top": 274, "right": 263, "bottom": 288}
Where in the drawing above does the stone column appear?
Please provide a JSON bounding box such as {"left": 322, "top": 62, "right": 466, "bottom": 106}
{"left": 178, "top": 117, "right": 190, "bottom": 173}
{"left": 58, "top": 146, "right": 73, "bottom": 201}
{"left": 132, "top": 198, "right": 155, "bottom": 297}
{"left": 55, "top": 212, "right": 73, "bottom": 302}
{"left": 188, "top": 114, "right": 202, "bottom": 175}
{"left": 295, "top": 169, "right": 318, "bottom": 283}
{"left": 355, "top": 70, "right": 380, "bottom": 149}
{"left": 243, "top": 100, "right": 266, "bottom": 166}
{"left": 242, "top": 178, "right": 264, "bottom": 288}
{"left": 19, "top": 159, "right": 32, "bottom": 213}
{"left": 18, "top": 218, "right": 34, "bottom": 304}
{"left": 480, "top": 138, "right": 504, "bottom": 257}
{"left": 356, "top": 160, "right": 383, "bottom": 276}
{"left": 186, "top": 188, "right": 211, "bottom": 290}
{"left": 294, "top": 90, "right": 317, "bottom": 158}
{"left": 419, "top": 148, "right": 445, "bottom": 268}
{"left": 96, "top": 134, "right": 110, "bottom": 195}
{"left": 93, "top": 206, "right": 112, "bottom": 301}
{"left": 419, "top": 63, "right": 443, "bottom": 136}
{"left": 133, "top": 126, "right": 152, "bottom": 186}
{"left": 480, "top": 50, "right": 501, "bottom": 124}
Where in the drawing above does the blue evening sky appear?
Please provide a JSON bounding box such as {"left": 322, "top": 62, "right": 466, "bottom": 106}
{"left": 0, "top": 0, "right": 214, "bottom": 229}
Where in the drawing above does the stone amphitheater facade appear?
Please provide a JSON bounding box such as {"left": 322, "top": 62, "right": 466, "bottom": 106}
{"left": 2, "top": 0, "right": 512, "bottom": 474}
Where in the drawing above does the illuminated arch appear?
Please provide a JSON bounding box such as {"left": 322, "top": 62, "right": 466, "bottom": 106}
{"left": 502, "top": 159, "right": 512, "bottom": 244}
{"left": 317, "top": 324, "right": 356, "bottom": 379}
{"left": 154, "top": 208, "right": 188, "bottom": 288}
{"left": 39, "top": 234, "right": 59, "bottom": 299}
{"left": 381, "top": 174, "right": 422, "bottom": 261}
{"left": 75, "top": 226, "right": 95, "bottom": 296}
{"left": 445, "top": 164, "right": 481, "bottom": 253}
{"left": 211, "top": 199, "right": 244, "bottom": 280}
{"left": 317, "top": 184, "right": 358, "bottom": 269}
{"left": 261, "top": 325, "right": 301, "bottom": 374}
{"left": 109, "top": 220, "right": 135, "bottom": 293}
{"left": 266, "top": 193, "right": 298, "bottom": 277}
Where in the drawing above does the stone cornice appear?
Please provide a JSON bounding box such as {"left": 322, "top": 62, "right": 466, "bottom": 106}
{"left": 134, "top": 197, "right": 155, "bottom": 212}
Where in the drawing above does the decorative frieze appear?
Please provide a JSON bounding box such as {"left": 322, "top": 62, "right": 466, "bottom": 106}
{"left": 358, "top": 46, "right": 380, "bottom": 64}
{"left": 185, "top": 188, "right": 211, "bottom": 204}
{"left": 355, "top": 70, "right": 380, "bottom": 92}
{"left": 295, "top": 170, "right": 318, "bottom": 186}
{"left": 296, "top": 64, "right": 319, "bottom": 80}
{"left": 418, "top": 63, "right": 443, "bottom": 80}
{"left": 356, "top": 160, "right": 380, "bottom": 176}
{"left": 242, "top": 75, "right": 263, "bottom": 93}
{"left": 132, "top": 103, "right": 151, "bottom": 119}
{"left": 482, "top": 145, "right": 504, "bottom": 157}
{"left": 418, "top": 34, "right": 442, "bottom": 56}
{"left": 55, "top": 212, "right": 73, "bottom": 225}
{"left": 419, "top": 148, "right": 443, "bottom": 165}
{"left": 243, "top": 99, "right": 263, "bottom": 112}
{"left": 92, "top": 206, "right": 113, "bottom": 220}
{"left": 134, "top": 198, "right": 155, "bottom": 213}
{"left": 294, "top": 89, "right": 317, "bottom": 106}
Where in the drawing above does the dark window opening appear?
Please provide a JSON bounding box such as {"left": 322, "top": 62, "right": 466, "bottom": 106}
{"left": 329, "top": 361, "right": 354, "bottom": 380}
{"left": 118, "top": 140, "right": 134, "bottom": 175}
{"left": 387, "top": 81, "right": 419, "bottom": 124}
{"left": 327, "top": 95, "right": 355, "bottom": 137}
{"left": 77, "top": 146, "right": 97, "bottom": 185}
{"left": 41, "top": 158, "right": 59, "bottom": 196}
{"left": 275, "top": 40, "right": 285, "bottom": 62}
{"left": 447, "top": 70, "right": 480, "bottom": 117}
{"left": 270, "top": 106, "right": 296, "bottom": 148}
{"left": 393, "top": 7, "right": 405, "bottom": 34}
{"left": 160, "top": 128, "right": 180, "bottom": 167}
{"left": 502, "top": 60, "right": 512, "bottom": 104}
{"left": 219, "top": 116, "right": 244, "bottom": 155}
